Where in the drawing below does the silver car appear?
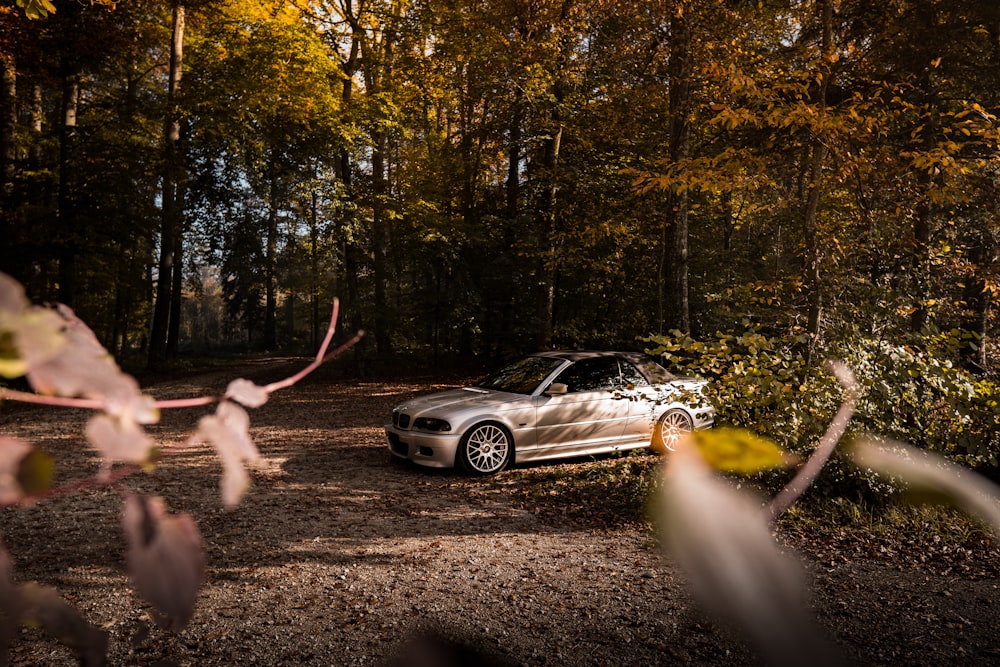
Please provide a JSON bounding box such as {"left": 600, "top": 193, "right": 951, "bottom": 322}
{"left": 385, "top": 351, "right": 714, "bottom": 475}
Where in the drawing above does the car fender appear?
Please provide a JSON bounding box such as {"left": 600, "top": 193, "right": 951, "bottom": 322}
{"left": 452, "top": 410, "right": 536, "bottom": 451}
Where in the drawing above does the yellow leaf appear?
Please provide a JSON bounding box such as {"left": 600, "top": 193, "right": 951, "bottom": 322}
{"left": 691, "top": 427, "right": 794, "bottom": 473}
{"left": 0, "top": 357, "right": 27, "bottom": 379}
{"left": 0, "top": 330, "right": 25, "bottom": 378}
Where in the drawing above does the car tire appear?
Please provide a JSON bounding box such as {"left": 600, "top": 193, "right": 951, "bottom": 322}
{"left": 458, "top": 422, "right": 513, "bottom": 475}
{"left": 652, "top": 409, "right": 694, "bottom": 452}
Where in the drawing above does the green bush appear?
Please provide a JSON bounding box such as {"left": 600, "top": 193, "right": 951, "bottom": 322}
{"left": 644, "top": 328, "right": 1000, "bottom": 498}
{"left": 828, "top": 331, "right": 999, "bottom": 467}
{"left": 645, "top": 329, "right": 834, "bottom": 449}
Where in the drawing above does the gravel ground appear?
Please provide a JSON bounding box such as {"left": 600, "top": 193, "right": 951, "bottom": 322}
{"left": 2, "top": 359, "right": 999, "bottom": 665}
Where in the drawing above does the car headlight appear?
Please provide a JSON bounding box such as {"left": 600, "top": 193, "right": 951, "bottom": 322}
{"left": 413, "top": 417, "right": 451, "bottom": 432}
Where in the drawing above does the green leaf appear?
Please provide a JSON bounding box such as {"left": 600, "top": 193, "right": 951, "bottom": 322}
{"left": 0, "top": 358, "right": 26, "bottom": 379}
{"left": 17, "top": 448, "right": 54, "bottom": 497}
{"left": 691, "top": 427, "right": 794, "bottom": 473}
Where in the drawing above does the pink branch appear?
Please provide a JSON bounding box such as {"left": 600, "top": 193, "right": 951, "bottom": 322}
{"left": 261, "top": 299, "right": 364, "bottom": 395}
{"left": 3, "top": 298, "right": 361, "bottom": 506}
{"left": 767, "top": 361, "right": 858, "bottom": 521}
{"left": 0, "top": 388, "right": 104, "bottom": 410}
{"left": 17, "top": 463, "right": 141, "bottom": 505}
{"left": 154, "top": 396, "right": 218, "bottom": 409}
{"left": 2, "top": 300, "right": 361, "bottom": 414}
{"left": 0, "top": 388, "right": 216, "bottom": 411}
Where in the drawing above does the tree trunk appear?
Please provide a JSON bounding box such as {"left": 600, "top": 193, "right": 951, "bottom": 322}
{"left": 0, "top": 52, "right": 14, "bottom": 207}
{"left": 910, "top": 150, "right": 935, "bottom": 333}
{"left": 961, "top": 232, "right": 994, "bottom": 371}
{"left": 371, "top": 131, "right": 392, "bottom": 356}
{"left": 662, "top": 192, "right": 690, "bottom": 333}
{"left": 263, "top": 166, "right": 278, "bottom": 350}
{"left": 338, "top": 18, "right": 366, "bottom": 373}
{"left": 309, "top": 189, "right": 321, "bottom": 351}
{"left": 0, "top": 52, "right": 16, "bottom": 278}
{"left": 149, "top": 2, "right": 184, "bottom": 367}
{"left": 531, "top": 0, "right": 578, "bottom": 349}
{"left": 801, "top": 0, "right": 833, "bottom": 357}
{"left": 506, "top": 105, "right": 521, "bottom": 221}
{"left": 496, "top": 102, "right": 523, "bottom": 356}
{"left": 803, "top": 142, "right": 827, "bottom": 341}
{"left": 535, "top": 123, "right": 562, "bottom": 349}
{"left": 660, "top": 2, "right": 692, "bottom": 333}
{"left": 26, "top": 82, "right": 42, "bottom": 209}
{"left": 57, "top": 63, "right": 79, "bottom": 307}
{"left": 167, "top": 174, "right": 187, "bottom": 357}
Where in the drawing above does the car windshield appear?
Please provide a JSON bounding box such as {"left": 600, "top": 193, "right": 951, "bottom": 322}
{"left": 475, "top": 356, "right": 565, "bottom": 395}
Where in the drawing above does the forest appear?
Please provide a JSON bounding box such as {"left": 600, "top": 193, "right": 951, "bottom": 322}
{"left": 2, "top": 0, "right": 1000, "bottom": 467}
{"left": 3, "top": 2, "right": 1000, "bottom": 663}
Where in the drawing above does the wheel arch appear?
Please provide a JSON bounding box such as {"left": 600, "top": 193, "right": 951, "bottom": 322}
{"left": 651, "top": 406, "right": 696, "bottom": 452}
{"left": 457, "top": 420, "right": 516, "bottom": 475}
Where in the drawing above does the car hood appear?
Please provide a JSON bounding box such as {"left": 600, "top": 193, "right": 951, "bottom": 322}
{"left": 395, "top": 387, "right": 523, "bottom": 416}
{"left": 669, "top": 376, "right": 707, "bottom": 391}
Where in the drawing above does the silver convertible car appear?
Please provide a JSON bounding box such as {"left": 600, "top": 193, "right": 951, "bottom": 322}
{"left": 385, "top": 351, "right": 714, "bottom": 475}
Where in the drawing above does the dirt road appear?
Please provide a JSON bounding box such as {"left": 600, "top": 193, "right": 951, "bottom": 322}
{"left": 2, "top": 360, "right": 999, "bottom": 665}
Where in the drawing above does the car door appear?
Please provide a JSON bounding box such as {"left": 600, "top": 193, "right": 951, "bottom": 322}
{"left": 533, "top": 357, "right": 631, "bottom": 454}
{"left": 620, "top": 359, "right": 662, "bottom": 441}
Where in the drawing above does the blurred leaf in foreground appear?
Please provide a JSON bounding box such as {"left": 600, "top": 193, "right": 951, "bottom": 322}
{"left": 122, "top": 494, "right": 205, "bottom": 632}
{"left": 852, "top": 438, "right": 1000, "bottom": 537}
{"left": 193, "top": 401, "right": 261, "bottom": 507}
{"left": 0, "top": 437, "right": 32, "bottom": 504}
{"left": 1, "top": 544, "right": 21, "bottom": 664}
{"left": 16, "top": 447, "right": 54, "bottom": 499}
{"left": 20, "top": 583, "right": 108, "bottom": 666}
{"left": 225, "top": 378, "right": 269, "bottom": 408}
{"left": 690, "top": 427, "right": 796, "bottom": 474}
{"left": 657, "top": 439, "right": 844, "bottom": 667}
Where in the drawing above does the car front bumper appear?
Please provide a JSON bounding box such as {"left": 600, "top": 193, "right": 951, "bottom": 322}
{"left": 385, "top": 425, "right": 462, "bottom": 468}
{"left": 694, "top": 407, "right": 715, "bottom": 429}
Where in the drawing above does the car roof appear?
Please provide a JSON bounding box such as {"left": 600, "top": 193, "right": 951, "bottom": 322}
{"left": 532, "top": 350, "right": 655, "bottom": 365}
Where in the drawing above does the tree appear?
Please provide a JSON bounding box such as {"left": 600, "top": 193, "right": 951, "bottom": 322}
{"left": 661, "top": 0, "right": 693, "bottom": 334}
{"left": 0, "top": 0, "right": 169, "bottom": 355}
{"left": 3, "top": 0, "right": 1000, "bottom": 371}
{"left": 149, "top": 0, "right": 185, "bottom": 366}
{"left": 185, "top": 1, "right": 344, "bottom": 349}
{"left": 313, "top": 0, "right": 412, "bottom": 358}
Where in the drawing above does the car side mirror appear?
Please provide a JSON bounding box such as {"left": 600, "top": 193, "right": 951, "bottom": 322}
{"left": 546, "top": 383, "right": 568, "bottom": 396}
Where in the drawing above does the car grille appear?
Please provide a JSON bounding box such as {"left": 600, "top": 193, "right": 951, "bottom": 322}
{"left": 392, "top": 410, "right": 410, "bottom": 429}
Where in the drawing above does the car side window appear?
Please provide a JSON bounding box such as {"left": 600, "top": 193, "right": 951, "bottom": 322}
{"left": 619, "top": 361, "right": 649, "bottom": 387}
{"left": 556, "top": 358, "right": 623, "bottom": 393}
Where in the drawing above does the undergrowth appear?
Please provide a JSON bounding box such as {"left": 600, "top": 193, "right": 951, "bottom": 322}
{"left": 498, "top": 452, "right": 999, "bottom": 565}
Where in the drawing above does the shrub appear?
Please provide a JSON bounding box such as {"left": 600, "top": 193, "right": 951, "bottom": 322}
{"left": 644, "top": 327, "right": 1000, "bottom": 498}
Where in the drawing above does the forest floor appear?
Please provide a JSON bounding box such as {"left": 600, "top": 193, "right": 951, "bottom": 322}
{"left": 2, "top": 358, "right": 1000, "bottom": 666}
